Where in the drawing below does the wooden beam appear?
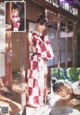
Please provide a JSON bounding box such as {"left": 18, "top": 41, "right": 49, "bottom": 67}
{"left": 32, "top": 0, "right": 77, "bottom": 21}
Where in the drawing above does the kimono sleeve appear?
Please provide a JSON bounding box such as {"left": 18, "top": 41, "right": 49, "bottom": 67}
{"left": 72, "top": 81, "right": 80, "bottom": 95}
{"left": 32, "top": 33, "right": 47, "bottom": 59}
{"left": 43, "top": 35, "right": 54, "bottom": 59}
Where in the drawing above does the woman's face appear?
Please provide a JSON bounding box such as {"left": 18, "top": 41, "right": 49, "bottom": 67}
{"left": 56, "top": 86, "right": 69, "bottom": 98}
{"left": 36, "top": 23, "right": 46, "bottom": 33}
{"left": 11, "top": 9, "right": 19, "bottom": 16}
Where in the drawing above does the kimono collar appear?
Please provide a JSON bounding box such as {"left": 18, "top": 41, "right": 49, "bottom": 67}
{"left": 33, "top": 31, "right": 42, "bottom": 37}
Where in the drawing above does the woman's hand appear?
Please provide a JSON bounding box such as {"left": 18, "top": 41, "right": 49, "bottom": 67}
{"left": 70, "top": 98, "right": 80, "bottom": 106}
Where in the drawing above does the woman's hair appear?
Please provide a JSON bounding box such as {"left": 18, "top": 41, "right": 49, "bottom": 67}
{"left": 12, "top": 3, "right": 21, "bottom": 11}
{"left": 36, "top": 14, "right": 47, "bottom": 26}
{"left": 12, "top": 3, "right": 18, "bottom": 10}
{"left": 52, "top": 78, "right": 65, "bottom": 93}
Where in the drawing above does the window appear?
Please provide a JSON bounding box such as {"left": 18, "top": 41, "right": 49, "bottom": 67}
{"left": 46, "top": 9, "right": 75, "bottom": 67}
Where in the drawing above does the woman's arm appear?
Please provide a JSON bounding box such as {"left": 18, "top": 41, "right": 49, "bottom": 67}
{"left": 70, "top": 98, "right": 80, "bottom": 106}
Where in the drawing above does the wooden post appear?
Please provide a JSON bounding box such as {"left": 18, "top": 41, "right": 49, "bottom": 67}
{"left": 65, "top": 21, "right": 68, "bottom": 67}
{"left": 57, "top": 13, "right": 60, "bottom": 68}
{"left": 5, "top": 32, "right": 12, "bottom": 89}
{"left": 72, "top": 22, "right": 75, "bottom": 67}
{"left": 6, "top": 2, "right": 12, "bottom": 29}
{"left": 20, "top": 32, "right": 27, "bottom": 113}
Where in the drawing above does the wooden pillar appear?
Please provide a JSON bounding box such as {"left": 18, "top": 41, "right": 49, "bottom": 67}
{"left": 26, "top": 24, "right": 29, "bottom": 72}
{"left": 5, "top": 32, "right": 12, "bottom": 89}
{"left": 19, "top": 32, "right": 27, "bottom": 111}
{"left": 6, "top": 2, "right": 11, "bottom": 25}
{"left": 20, "top": 32, "right": 28, "bottom": 76}
{"left": 72, "top": 22, "right": 75, "bottom": 67}
{"left": 65, "top": 21, "right": 68, "bottom": 67}
{"left": 74, "top": 21, "right": 77, "bottom": 67}
{"left": 57, "top": 13, "right": 60, "bottom": 68}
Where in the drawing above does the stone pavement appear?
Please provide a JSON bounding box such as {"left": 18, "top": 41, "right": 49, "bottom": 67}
{"left": 26, "top": 105, "right": 51, "bottom": 115}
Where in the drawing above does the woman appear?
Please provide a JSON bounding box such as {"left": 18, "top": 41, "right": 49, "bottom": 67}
{"left": 52, "top": 79, "right": 80, "bottom": 106}
{"left": 11, "top": 3, "right": 20, "bottom": 31}
{"left": 27, "top": 15, "right": 54, "bottom": 107}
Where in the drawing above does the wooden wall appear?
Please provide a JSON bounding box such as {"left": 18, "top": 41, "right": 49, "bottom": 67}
{"left": 26, "top": 0, "right": 44, "bottom": 21}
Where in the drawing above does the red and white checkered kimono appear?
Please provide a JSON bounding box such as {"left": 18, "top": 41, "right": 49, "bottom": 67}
{"left": 27, "top": 31, "right": 54, "bottom": 107}
{"left": 11, "top": 14, "right": 20, "bottom": 31}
